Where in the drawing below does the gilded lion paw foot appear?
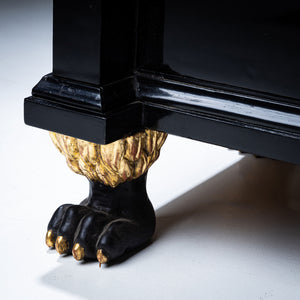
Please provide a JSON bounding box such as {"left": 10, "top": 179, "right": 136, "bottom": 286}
{"left": 45, "top": 174, "right": 156, "bottom": 266}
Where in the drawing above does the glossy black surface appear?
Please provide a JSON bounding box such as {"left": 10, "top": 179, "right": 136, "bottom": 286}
{"left": 32, "top": 74, "right": 135, "bottom": 112}
{"left": 24, "top": 0, "right": 300, "bottom": 164}
{"left": 24, "top": 97, "right": 143, "bottom": 144}
{"left": 53, "top": 0, "right": 137, "bottom": 86}
{"left": 138, "top": 0, "right": 300, "bottom": 101}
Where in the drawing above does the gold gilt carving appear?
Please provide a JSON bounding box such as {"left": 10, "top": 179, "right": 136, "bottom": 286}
{"left": 97, "top": 249, "right": 108, "bottom": 268}
{"left": 72, "top": 243, "right": 85, "bottom": 261}
{"left": 55, "top": 236, "right": 69, "bottom": 255}
{"left": 50, "top": 129, "right": 167, "bottom": 188}
{"left": 45, "top": 229, "right": 55, "bottom": 248}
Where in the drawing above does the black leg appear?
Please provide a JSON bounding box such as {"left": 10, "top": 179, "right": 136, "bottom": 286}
{"left": 46, "top": 173, "right": 156, "bottom": 266}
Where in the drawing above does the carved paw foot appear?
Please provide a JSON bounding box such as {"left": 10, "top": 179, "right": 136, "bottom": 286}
{"left": 45, "top": 174, "right": 155, "bottom": 266}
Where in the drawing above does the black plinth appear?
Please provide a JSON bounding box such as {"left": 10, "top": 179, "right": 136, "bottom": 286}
{"left": 24, "top": 0, "right": 300, "bottom": 164}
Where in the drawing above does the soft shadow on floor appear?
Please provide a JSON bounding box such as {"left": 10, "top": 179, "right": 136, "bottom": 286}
{"left": 40, "top": 155, "right": 300, "bottom": 299}
{"left": 156, "top": 155, "right": 300, "bottom": 254}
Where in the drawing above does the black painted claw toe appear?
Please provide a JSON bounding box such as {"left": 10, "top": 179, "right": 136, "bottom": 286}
{"left": 96, "top": 219, "right": 150, "bottom": 262}
{"left": 46, "top": 173, "right": 156, "bottom": 264}
{"left": 73, "top": 212, "right": 111, "bottom": 259}
{"left": 46, "top": 204, "right": 72, "bottom": 248}
{"left": 56, "top": 205, "right": 92, "bottom": 253}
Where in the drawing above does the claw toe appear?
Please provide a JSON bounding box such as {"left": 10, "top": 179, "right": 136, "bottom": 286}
{"left": 45, "top": 230, "right": 55, "bottom": 248}
{"left": 97, "top": 249, "right": 108, "bottom": 267}
{"left": 55, "top": 236, "right": 69, "bottom": 255}
{"left": 72, "top": 243, "right": 85, "bottom": 261}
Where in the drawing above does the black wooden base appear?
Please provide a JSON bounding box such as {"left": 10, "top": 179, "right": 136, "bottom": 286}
{"left": 24, "top": 0, "right": 300, "bottom": 165}
{"left": 25, "top": 72, "right": 300, "bottom": 164}
{"left": 47, "top": 173, "right": 156, "bottom": 263}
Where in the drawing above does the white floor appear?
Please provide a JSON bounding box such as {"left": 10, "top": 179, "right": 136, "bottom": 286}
{"left": 1, "top": 1, "right": 300, "bottom": 299}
